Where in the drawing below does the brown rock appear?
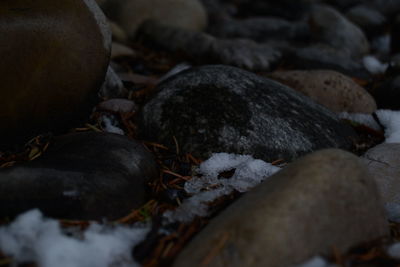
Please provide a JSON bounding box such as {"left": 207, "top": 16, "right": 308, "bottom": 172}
{"left": 0, "top": 0, "right": 111, "bottom": 149}
{"left": 267, "top": 70, "right": 376, "bottom": 113}
{"left": 173, "top": 149, "right": 388, "bottom": 267}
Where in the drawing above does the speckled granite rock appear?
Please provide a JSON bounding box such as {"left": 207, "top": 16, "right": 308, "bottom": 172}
{"left": 139, "top": 65, "right": 357, "bottom": 162}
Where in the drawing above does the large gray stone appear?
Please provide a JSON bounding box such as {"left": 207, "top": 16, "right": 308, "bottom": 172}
{"left": 173, "top": 149, "right": 388, "bottom": 267}
{"left": 139, "top": 65, "right": 357, "bottom": 162}
{"left": 0, "top": 132, "right": 159, "bottom": 220}
{"left": 0, "top": 0, "right": 111, "bottom": 149}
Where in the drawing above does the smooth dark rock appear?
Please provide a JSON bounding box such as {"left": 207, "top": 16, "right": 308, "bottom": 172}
{"left": 371, "top": 75, "right": 400, "bottom": 110}
{"left": 0, "top": 132, "right": 159, "bottom": 220}
{"left": 138, "top": 20, "right": 280, "bottom": 71}
{"left": 139, "top": 65, "right": 357, "bottom": 162}
{"left": 0, "top": 0, "right": 111, "bottom": 149}
{"left": 345, "top": 5, "right": 386, "bottom": 36}
{"left": 290, "top": 44, "right": 370, "bottom": 79}
{"left": 309, "top": 5, "right": 370, "bottom": 58}
{"left": 173, "top": 149, "right": 388, "bottom": 267}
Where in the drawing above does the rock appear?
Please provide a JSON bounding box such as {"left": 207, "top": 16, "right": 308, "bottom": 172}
{"left": 345, "top": 5, "right": 386, "bottom": 36}
{"left": 173, "top": 149, "right": 388, "bottom": 267}
{"left": 0, "top": 132, "right": 159, "bottom": 220}
{"left": 267, "top": 70, "right": 377, "bottom": 113}
{"left": 290, "top": 44, "right": 370, "bottom": 79}
{"left": 138, "top": 20, "right": 280, "bottom": 71}
{"left": 0, "top": 0, "right": 111, "bottom": 149}
{"left": 139, "top": 65, "right": 357, "bottom": 162}
{"left": 362, "top": 143, "right": 400, "bottom": 221}
{"left": 108, "top": 20, "right": 128, "bottom": 42}
{"left": 99, "top": 66, "right": 128, "bottom": 99}
{"left": 111, "top": 42, "right": 136, "bottom": 59}
{"left": 371, "top": 75, "right": 400, "bottom": 110}
{"left": 208, "top": 16, "right": 309, "bottom": 43}
{"left": 101, "top": 0, "right": 207, "bottom": 39}
{"left": 97, "top": 98, "right": 137, "bottom": 113}
{"left": 309, "top": 5, "right": 370, "bottom": 58}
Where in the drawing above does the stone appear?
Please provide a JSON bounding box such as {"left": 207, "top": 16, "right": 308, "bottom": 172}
{"left": 97, "top": 98, "right": 137, "bottom": 113}
{"left": 0, "top": 0, "right": 111, "bottom": 149}
{"left": 173, "top": 149, "right": 388, "bottom": 267}
{"left": 101, "top": 0, "right": 207, "bottom": 39}
{"left": 138, "top": 20, "right": 281, "bottom": 71}
{"left": 208, "top": 16, "right": 309, "bottom": 43}
{"left": 290, "top": 44, "right": 370, "bottom": 79}
{"left": 309, "top": 5, "right": 370, "bottom": 58}
{"left": 98, "top": 66, "right": 128, "bottom": 99}
{"left": 345, "top": 5, "right": 386, "bottom": 36}
{"left": 362, "top": 143, "right": 400, "bottom": 221}
{"left": 139, "top": 65, "right": 357, "bottom": 162}
{"left": 0, "top": 132, "right": 159, "bottom": 220}
{"left": 267, "top": 70, "right": 377, "bottom": 113}
{"left": 111, "top": 42, "right": 136, "bottom": 59}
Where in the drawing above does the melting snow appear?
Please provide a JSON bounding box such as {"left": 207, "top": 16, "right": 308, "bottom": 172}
{"left": 363, "top": 55, "right": 388, "bottom": 74}
{"left": 164, "top": 153, "right": 280, "bottom": 222}
{"left": 102, "top": 115, "right": 125, "bottom": 135}
{"left": 0, "top": 210, "right": 149, "bottom": 267}
{"left": 339, "top": 112, "right": 381, "bottom": 131}
{"left": 375, "top": 110, "right": 400, "bottom": 143}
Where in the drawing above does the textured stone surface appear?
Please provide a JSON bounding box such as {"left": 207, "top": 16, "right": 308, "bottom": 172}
{"left": 267, "top": 70, "right": 376, "bottom": 113}
{"left": 101, "top": 0, "right": 207, "bottom": 38}
{"left": 0, "top": 132, "right": 159, "bottom": 220}
{"left": 309, "top": 5, "right": 370, "bottom": 58}
{"left": 362, "top": 143, "right": 400, "bottom": 221}
{"left": 173, "top": 149, "right": 388, "bottom": 267}
{"left": 0, "top": 0, "right": 111, "bottom": 149}
{"left": 139, "top": 65, "right": 356, "bottom": 162}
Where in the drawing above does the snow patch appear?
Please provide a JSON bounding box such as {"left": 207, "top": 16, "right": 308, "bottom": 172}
{"left": 339, "top": 112, "right": 380, "bottom": 131}
{"left": 376, "top": 110, "right": 400, "bottom": 143}
{"left": 363, "top": 55, "right": 388, "bottom": 74}
{"left": 164, "top": 153, "right": 280, "bottom": 222}
{"left": 0, "top": 209, "right": 149, "bottom": 267}
{"left": 102, "top": 115, "right": 125, "bottom": 135}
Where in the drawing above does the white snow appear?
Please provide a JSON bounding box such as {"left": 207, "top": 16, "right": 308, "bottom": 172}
{"left": 376, "top": 110, "right": 400, "bottom": 143}
{"left": 164, "top": 153, "right": 280, "bottom": 222}
{"left": 294, "top": 256, "right": 336, "bottom": 267}
{"left": 363, "top": 55, "right": 388, "bottom": 74}
{"left": 338, "top": 112, "right": 381, "bottom": 131}
{"left": 0, "top": 210, "right": 149, "bottom": 267}
{"left": 102, "top": 115, "right": 125, "bottom": 135}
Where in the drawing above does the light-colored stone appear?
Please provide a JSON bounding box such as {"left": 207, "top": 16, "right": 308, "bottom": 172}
{"left": 267, "top": 70, "right": 376, "bottom": 113}
{"left": 0, "top": 0, "right": 111, "bottom": 149}
{"left": 362, "top": 143, "right": 400, "bottom": 221}
{"left": 102, "top": 0, "right": 207, "bottom": 39}
{"left": 174, "top": 149, "right": 388, "bottom": 267}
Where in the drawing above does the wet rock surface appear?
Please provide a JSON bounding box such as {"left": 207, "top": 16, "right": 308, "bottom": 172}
{"left": 139, "top": 65, "right": 356, "bottom": 162}
{"left": 0, "top": 132, "right": 159, "bottom": 220}
{"left": 173, "top": 149, "right": 388, "bottom": 267}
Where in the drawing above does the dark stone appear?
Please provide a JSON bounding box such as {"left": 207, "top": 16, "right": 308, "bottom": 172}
{"left": 139, "top": 65, "right": 357, "bottom": 162}
{"left": 0, "top": 132, "right": 159, "bottom": 220}
{"left": 289, "top": 44, "right": 370, "bottom": 79}
{"left": 372, "top": 75, "right": 400, "bottom": 110}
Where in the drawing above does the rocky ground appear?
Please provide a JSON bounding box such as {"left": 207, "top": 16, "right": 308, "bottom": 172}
{"left": 2, "top": 0, "right": 400, "bottom": 266}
